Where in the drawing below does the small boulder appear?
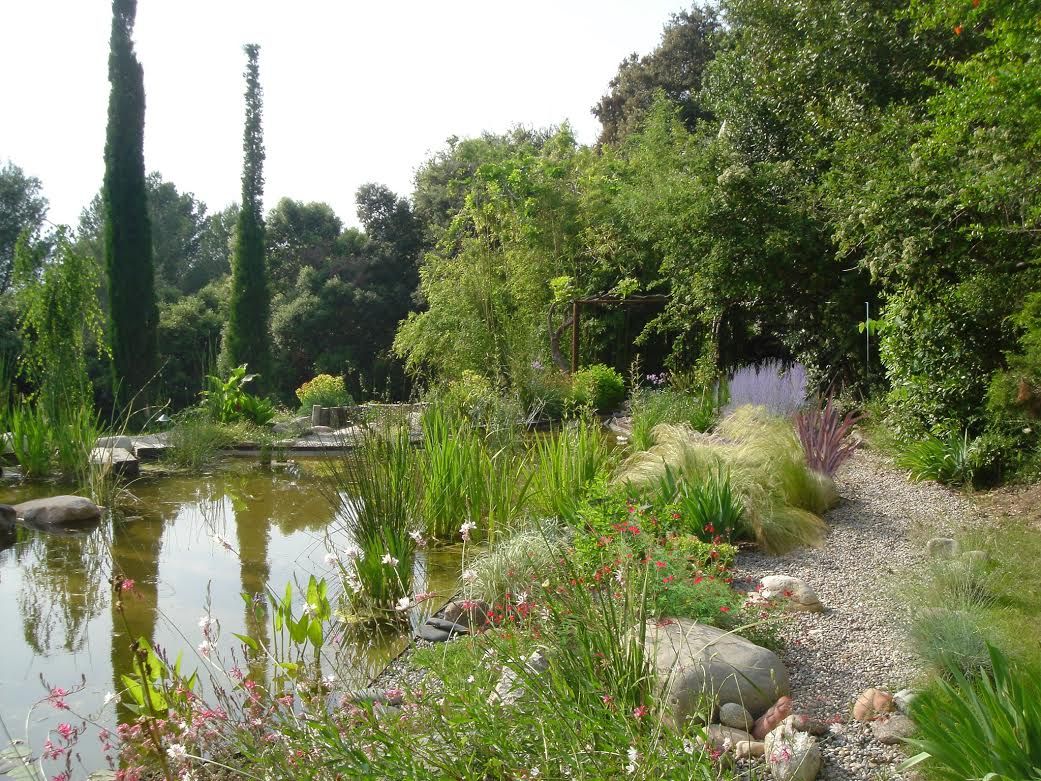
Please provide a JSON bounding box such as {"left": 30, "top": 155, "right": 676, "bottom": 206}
{"left": 414, "top": 624, "right": 450, "bottom": 643}
{"left": 0, "top": 504, "right": 16, "bottom": 529}
{"left": 13, "top": 495, "right": 102, "bottom": 531}
{"left": 719, "top": 702, "right": 755, "bottom": 732}
{"left": 753, "top": 696, "right": 792, "bottom": 739}
{"left": 893, "top": 688, "right": 917, "bottom": 714}
{"left": 870, "top": 713, "right": 916, "bottom": 745}
{"left": 642, "top": 618, "right": 790, "bottom": 727}
{"left": 759, "top": 576, "right": 823, "bottom": 612}
{"left": 704, "top": 724, "right": 755, "bottom": 751}
{"left": 852, "top": 688, "right": 894, "bottom": 721}
{"left": 926, "top": 537, "right": 958, "bottom": 559}
{"left": 441, "top": 599, "right": 491, "bottom": 630}
{"left": 90, "top": 447, "right": 139, "bottom": 477}
{"left": 789, "top": 714, "right": 829, "bottom": 736}
{"left": 425, "top": 617, "right": 469, "bottom": 636}
{"left": 488, "top": 651, "right": 548, "bottom": 706}
{"left": 735, "top": 740, "right": 765, "bottom": 760}
{"left": 765, "top": 720, "right": 822, "bottom": 781}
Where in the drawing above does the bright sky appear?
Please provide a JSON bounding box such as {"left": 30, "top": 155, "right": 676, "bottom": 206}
{"left": 1, "top": 0, "right": 687, "bottom": 229}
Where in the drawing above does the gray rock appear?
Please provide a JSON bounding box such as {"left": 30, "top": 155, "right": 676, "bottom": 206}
{"left": 961, "top": 549, "right": 989, "bottom": 565}
{"left": 870, "top": 714, "right": 916, "bottom": 745}
{"left": 720, "top": 702, "right": 756, "bottom": 732}
{"left": 95, "top": 435, "right": 134, "bottom": 451}
{"left": 90, "top": 446, "right": 139, "bottom": 477}
{"left": 415, "top": 625, "right": 450, "bottom": 643}
{"left": 425, "top": 617, "right": 469, "bottom": 636}
{"left": 0, "top": 504, "right": 16, "bottom": 529}
{"left": 926, "top": 537, "right": 958, "bottom": 559}
{"left": 641, "top": 618, "right": 790, "bottom": 726}
{"left": 13, "top": 495, "right": 102, "bottom": 531}
{"left": 488, "top": 651, "right": 548, "bottom": 706}
{"left": 893, "top": 688, "right": 917, "bottom": 714}
{"left": 759, "top": 575, "right": 824, "bottom": 612}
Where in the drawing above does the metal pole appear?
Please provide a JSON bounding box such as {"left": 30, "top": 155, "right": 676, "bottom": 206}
{"left": 865, "top": 301, "right": 870, "bottom": 383}
{"left": 570, "top": 300, "right": 580, "bottom": 375}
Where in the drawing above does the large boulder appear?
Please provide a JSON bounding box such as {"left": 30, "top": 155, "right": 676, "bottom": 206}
{"left": 642, "top": 618, "right": 790, "bottom": 726}
{"left": 0, "top": 504, "right": 16, "bottom": 529}
{"left": 13, "top": 495, "right": 102, "bottom": 532}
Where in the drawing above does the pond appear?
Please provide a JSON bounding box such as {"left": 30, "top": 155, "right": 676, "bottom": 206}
{"left": 0, "top": 460, "right": 462, "bottom": 773}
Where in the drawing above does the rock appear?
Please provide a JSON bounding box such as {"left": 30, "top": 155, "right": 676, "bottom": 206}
{"left": 95, "top": 435, "right": 134, "bottom": 451}
{"left": 1, "top": 431, "right": 13, "bottom": 455}
{"left": 893, "top": 688, "right": 916, "bottom": 714}
{"left": 414, "top": 625, "right": 450, "bottom": 643}
{"left": 735, "top": 740, "right": 765, "bottom": 760}
{"left": 641, "top": 618, "right": 790, "bottom": 726}
{"left": 131, "top": 435, "right": 168, "bottom": 460}
{"left": 310, "top": 425, "right": 335, "bottom": 435}
{"left": 870, "top": 713, "right": 916, "bottom": 745}
{"left": 13, "top": 495, "right": 102, "bottom": 531}
{"left": 926, "top": 537, "right": 958, "bottom": 559}
{"left": 488, "top": 651, "right": 548, "bottom": 706}
{"left": 441, "top": 599, "right": 491, "bottom": 630}
{"left": 0, "top": 504, "right": 16, "bottom": 529}
{"left": 720, "top": 702, "right": 755, "bottom": 732}
{"left": 765, "top": 720, "right": 823, "bottom": 781}
{"left": 705, "top": 724, "right": 755, "bottom": 750}
{"left": 789, "top": 714, "right": 829, "bottom": 736}
{"left": 90, "top": 446, "right": 140, "bottom": 477}
{"left": 759, "top": 575, "right": 823, "bottom": 612}
{"left": 852, "top": 688, "right": 894, "bottom": 721}
{"left": 425, "top": 617, "right": 468, "bottom": 636}
{"left": 343, "top": 687, "right": 405, "bottom": 706}
{"left": 753, "top": 696, "right": 792, "bottom": 739}
{"left": 961, "top": 549, "right": 989, "bottom": 565}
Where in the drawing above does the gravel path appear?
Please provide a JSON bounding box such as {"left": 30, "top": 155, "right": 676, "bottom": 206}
{"left": 733, "top": 450, "right": 985, "bottom": 781}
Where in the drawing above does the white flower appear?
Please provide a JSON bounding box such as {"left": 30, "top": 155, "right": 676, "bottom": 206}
{"left": 198, "top": 615, "right": 215, "bottom": 636}
{"left": 409, "top": 530, "right": 426, "bottom": 547}
{"left": 344, "top": 572, "right": 363, "bottom": 592}
{"left": 104, "top": 692, "right": 116, "bottom": 705}
{"left": 682, "top": 738, "right": 694, "bottom": 755}
{"left": 461, "top": 569, "right": 478, "bottom": 584}
{"left": 324, "top": 552, "right": 339, "bottom": 567}
{"left": 614, "top": 570, "right": 625, "bottom": 585}
{"left": 166, "top": 743, "right": 189, "bottom": 761}
{"left": 382, "top": 553, "right": 399, "bottom": 567}
{"left": 342, "top": 543, "right": 363, "bottom": 560}
{"left": 466, "top": 675, "right": 475, "bottom": 684}
{"left": 197, "top": 640, "right": 213, "bottom": 658}
{"left": 322, "top": 674, "right": 337, "bottom": 686}
{"left": 459, "top": 520, "right": 477, "bottom": 541}
{"left": 300, "top": 602, "right": 316, "bottom": 618}
{"left": 626, "top": 746, "right": 639, "bottom": 775}
{"left": 530, "top": 769, "right": 540, "bottom": 778}
{"left": 395, "top": 596, "right": 411, "bottom": 612}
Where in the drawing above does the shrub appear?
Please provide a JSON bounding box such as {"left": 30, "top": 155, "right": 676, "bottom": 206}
{"left": 896, "top": 429, "right": 984, "bottom": 486}
{"left": 651, "top": 465, "right": 746, "bottom": 541}
{"left": 618, "top": 406, "right": 833, "bottom": 553}
{"left": 518, "top": 365, "right": 573, "bottom": 420}
{"left": 795, "top": 397, "right": 862, "bottom": 477}
{"left": 904, "top": 646, "right": 1041, "bottom": 781}
{"left": 200, "top": 364, "right": 274, "bottom": 425}
{"left": 724, "top": 360, "right": 807, "bottom": 417}
{"left": 629, "top": 388, "right": 719, "bottom": 451}
{"left": 295, "top": 373, "right": 352, "bottom": 412}
{"left": 571, "top": 364, "right": 625, "bottom": 412}
{"left": 664, "top": 534, "right": 737, "bottom": 570}
{"left": 469, "top": 525, "right": 566, "bottom": 604}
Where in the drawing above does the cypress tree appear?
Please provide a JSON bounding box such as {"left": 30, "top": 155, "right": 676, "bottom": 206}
{"left": 226, "top": 43, "right": 269, "bottom": 383}
{"left": 103, "top": 0, "right": 157, "bottom": 406}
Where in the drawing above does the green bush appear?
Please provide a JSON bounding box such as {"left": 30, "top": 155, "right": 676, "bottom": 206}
{"left": 905, "top": 646, "right": 1041, "bottom": 781}
{"left": 294, "top": 373, "right": 352, "bottom": 412}
{"left": 571, "top": 364, "right": 625, "bottom": 412}
{"left": 518, "top": 366, "right": 573, "bottom": 420}
{"left": 896, "top": 429, "right": 987, "bottom": 486}
{"left": 664, "top": 534, "right": 738, "bottom": 570}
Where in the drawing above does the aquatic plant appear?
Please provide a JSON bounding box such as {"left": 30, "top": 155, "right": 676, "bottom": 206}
{"left": 529, "top": 414, "right": 616, "bottom": 519}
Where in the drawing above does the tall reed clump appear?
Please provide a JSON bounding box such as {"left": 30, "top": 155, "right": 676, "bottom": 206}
{"left": 629, "top": 388, "right": 720, "bottom": 451}
{"left": 321, "top": 419, "right": 418, "bottom": 614}
{"left": 903, "top": 645, "right": 1041, "bottom": 781}
{"left": 419, "top": 406, "right": 485, "bottom": 540}
{"left": 617, "top": 405, "right": 834, "bottom": 553}
{"left": 530, "top": 414, "right": 616, "bottom": 519}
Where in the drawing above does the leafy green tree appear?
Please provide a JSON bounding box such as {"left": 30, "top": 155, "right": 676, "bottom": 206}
{"left": 182, "top": 203, "right": 236, "bottom": 295}
{"left": 158, "top": 278, "right": 227, "bottom": 408}
{"left": 146, "top": 172, "right": 208, "bottom": 300}
{"left": 265, "top": 198, "right": 342, "bottom": 292}
{"left": 593, "top": 5, "right": 720, "bottom": 145}
{"left": 225, "top": 43, "right": 269, "bottom": 384}
{"left": 103, "top": 0, "right": 157, "bottom": 406}
{"left": 0, "top": 161, "right": 49, "bottom": 294}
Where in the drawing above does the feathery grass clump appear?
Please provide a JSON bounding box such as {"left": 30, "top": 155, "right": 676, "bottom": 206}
{"left": 469, "top": 524, "right": 568, "bottom": 604}
{"left": 629, "top": 388, "right": 720, "bottom": 451}
{"left": 616, "top": 405, "right": 835, "bottom": 553}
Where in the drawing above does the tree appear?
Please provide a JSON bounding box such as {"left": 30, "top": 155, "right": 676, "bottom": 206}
{"left": 265, "top": 198, "right": 342, "bottom": 292}
{"left": 0, "top": 161, "right": 49, "bottom": 294}
{"left": 146, "top": 172, "right": 208, "bottom": 300}
{"left": 225, "top": 43, "right": 269, "bottom": 383}
{"left": 103, "top": 0, "right": 157, "bottom": 406}
{"left": 593, "top": 5, "right": 720, "bottom": 145}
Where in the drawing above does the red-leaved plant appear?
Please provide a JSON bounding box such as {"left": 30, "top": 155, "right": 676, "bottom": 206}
{"left": 795, "top": 397, "right": 862, "bottom": 476}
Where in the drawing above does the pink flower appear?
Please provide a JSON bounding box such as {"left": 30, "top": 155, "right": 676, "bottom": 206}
{"left": 632, "top": 705, "right": 648, "bottom": 719}
{"left": 56, "top": 723, "right": 75, "bottom": 740}
{"left": 116, "top": 578, "right": 135, "bottom": 593}
{"left": 460, "top": 521, "right": 477, "bottom": 541}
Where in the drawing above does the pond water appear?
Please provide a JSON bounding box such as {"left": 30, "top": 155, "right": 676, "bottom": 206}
{"left": 0, "top": 460, "right": 462, "bottom": 773}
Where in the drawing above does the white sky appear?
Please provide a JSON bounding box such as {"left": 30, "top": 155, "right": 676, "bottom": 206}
{"left": 1, "top": 0, "right": 686, "bottom": 228}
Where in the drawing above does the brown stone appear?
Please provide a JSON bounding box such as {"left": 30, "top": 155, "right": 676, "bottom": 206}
{"left": 853, "top": 688, "right": 895, "bottom": 721}
{"left": 752, "top": 695, "right": 792, "bottom": 739}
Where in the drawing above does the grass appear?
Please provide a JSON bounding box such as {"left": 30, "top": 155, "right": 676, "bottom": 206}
{"left": 629, "top": 387, "right": 719, "bottom": 451}
{"left": 896, "top": 430, "right": 979, "bottom": 486}
{"left": 165, "top": 412, "right": 251, "bottom": 469}
{"left": 469, "top": 524, "right": 567, "bottom": 604}
{"left": 617, "top": 405, "right": 833, "bottom": 553}
{"left": 529, "top": 414, "right": 617, "bottom": 520}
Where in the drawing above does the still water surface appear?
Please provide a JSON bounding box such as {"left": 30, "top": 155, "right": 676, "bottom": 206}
{"left": 0, "top": 460, "right": 460, "bottom": 772}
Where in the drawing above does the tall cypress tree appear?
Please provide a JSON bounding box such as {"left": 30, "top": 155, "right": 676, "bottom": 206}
{"left": 103, "top": 0, "right": 157, "bottom": 406}
{"left": 226, "top": 43, "right": 269, "bottom": 383}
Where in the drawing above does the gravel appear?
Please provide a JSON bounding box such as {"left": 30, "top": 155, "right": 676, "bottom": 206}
{"left": 733, "top": 449, "right": 984, "bottom": 781}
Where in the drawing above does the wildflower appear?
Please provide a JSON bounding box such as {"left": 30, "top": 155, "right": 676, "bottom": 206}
{"left": 56, "top": 723, "right": 75, "bottom": 740}
{"left": 197, "top": 640, "right": 213, "bottom": 658}
{"left": 467, "top": 675, "right": 475, "bottom": 684}
{"left": 530, "top": 768, "right": 540, "bottom": 778}
{"left": 395, "top": 596, "right": 411, "bottom": 611}
{"left": 166, "top": 744, "right": 189, "bottom": 761}
{"left": 104, "top": 691, "right": 116, "bottom": 705}
{"left": 116, "top": 578, "right": 135, "bottom": 593}
{"left": 626, "top": 746, "right": 639, "bottom": 774}
{"left": 322, "top": 674, "right": 337, "bottom": 687}
{"left": 381, "top": 553, "right": 399, "bottom": 567}
{"left": 198, "top": 615, "right": 215, "bottom": 636}
{"left": 531, "top": 360, "right": 543, "bottom": 370}
{"left": 632, "top": 705, "right": 648, "bottom": 719}
{"left": 342, "top": 543, "right": 363, "bottom": 560}
{"left": 654, "top": 560, "right": 666, "bottom": 569}
{"left": 461, "top": 569, "right": 478, "bottom": 584}
{"left": 323, "top": 552, "right": 339, "bottom": 567}
{"left": 409, "top": 530, "right": 426, "bottom": 547}
{"left": 460, "top": 520, "right": 477, "bottom": 541}
{"left": 720, "top": 605, "right": 731, "bottom": 613}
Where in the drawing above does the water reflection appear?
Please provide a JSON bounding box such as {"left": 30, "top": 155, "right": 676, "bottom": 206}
{"left": 0, "top": 461, "right": 462, "bottom": 773}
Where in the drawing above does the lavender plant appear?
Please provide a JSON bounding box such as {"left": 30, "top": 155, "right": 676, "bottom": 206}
{"left": 724, "top": 360, "right": 807, "bottom": 417}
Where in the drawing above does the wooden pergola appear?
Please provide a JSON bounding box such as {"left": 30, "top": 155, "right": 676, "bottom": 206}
{"left": 560, "top": 294, "right": 670, "bottom": 373}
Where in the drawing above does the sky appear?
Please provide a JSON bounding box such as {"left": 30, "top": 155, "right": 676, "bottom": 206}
{"left": 1, "top": 0, "right": 688, "bottom": 229}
